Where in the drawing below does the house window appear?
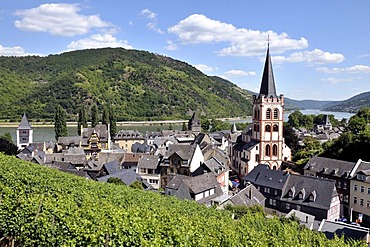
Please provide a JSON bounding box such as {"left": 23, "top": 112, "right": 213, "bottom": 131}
{"left": 140, "top": 168, "right": 146, "bottom": 174}
{"left": 288, "top": 191, "right": 293, "bottom": 197}
{"left": 343, "top": 195, "right": 348, "bottom": 203}
{"left": 368, "top": 188, "right": 370, "bottom": 195}
{"left": 343, "top": 182, "right": 347, "bottom": 190}
{"left": 210, "top": 188, "right": 215, "bottom": 195}
{"left": 274, "top": 189, "right": 278, "bottom": 196}
{"left": 265, "top": 144, "right": 271, "bottom": 156}
{"left": 298, "top": 193, "right": 303, "bottom": 199}
{"left": 296, "top": 205, "right": 301, "bottom": 211}
{"left": 149, "top": 179, "right": 159, "bottom": 184}
{"left": 254, "top": 109, "right": 258, "bottom": 119}
{"left": 367, "top": 200, "right": 370, "bottom": 208}
{"left": 354, "top": 197, "right": 357, "bottom": 204}
{"left": 354, "top": 184, "right": 357, "bottom": 191}
{"left": 361, "top": 186, "right": 365, "bottom": 193}
{"left": 269, "top": 199, "right": 276, "bottom": 206}
{"left": 272, "top": 144, "right": 278, "bottom": 156}
{"left": 273, "top": 124, "right": 278, "bottom": 132}
{"left": 266, "top": 109, "right": 271, "bottom": 119}
{"left": 273, "top": 109, "right": 279, "bottom": 119}
{"left": 264, "top": 187, "right": 270, "bottom": 193}
{"left": 286, "top": 203, "right": 290, "bottom": 210}
{"left": 257, "top": 186, "right": 260, "bottom": 191}
{"left": 255, "top": 154, "right": 260, "bottom": 162}
{"left": 265, "top": 125, "right": 271, "bottom": 132}
{"left": 360, "top": 199, "right": 364, "bottom": 206}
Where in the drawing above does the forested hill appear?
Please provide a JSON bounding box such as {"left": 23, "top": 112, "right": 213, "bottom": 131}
{"left": 0, "top": 48, "right": 252, "bottom": 121}
{"left": 322, "top": 91, "right": 370, "bottom": 113}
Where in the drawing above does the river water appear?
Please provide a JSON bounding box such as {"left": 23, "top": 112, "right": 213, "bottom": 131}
{"left": 0, "top": 110, "right": 355, "bottom": 143}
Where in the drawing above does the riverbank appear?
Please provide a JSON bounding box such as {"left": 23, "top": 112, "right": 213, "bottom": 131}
{"left": 0, "top": 116, "right": 251, "bottom": 128}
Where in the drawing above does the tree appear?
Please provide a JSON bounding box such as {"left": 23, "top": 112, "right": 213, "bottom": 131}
{"left": 54, "top": 105, "right": 67, "bottom": 141}
{"left": 288, "top": 110, "right": 303, "bottom": 128}
{"left": 129, "top": 180, "right": 143, "bottom": 190}
{"left": 107, "top": 177, "right": 125, "bottom": 185}
{"left": 109, "top": 105, "right": 117, "bottom": 138}
{"left": 91, "top": 105, "right": 99, "bottom": 127}
{"left": 0, "top": 138, "right": 18, "bottom": 155}
{"left": 102, "top": 105, "right": 110, "bottom": 126}
{"left": 283, "top": 124, "right": 299, "bottom": 155}
{"left": 77, "top": 106, "right": 87, "bottom": 135}
{"left": 0, "top": 132, "right": 13, "bottom": 144}
{"left": 181, "top": 122, "right": 187, "bottom": 131}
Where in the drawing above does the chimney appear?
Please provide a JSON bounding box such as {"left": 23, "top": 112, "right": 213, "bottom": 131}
{"left": 305, "top": 216, "right": 308, "bottom": 223}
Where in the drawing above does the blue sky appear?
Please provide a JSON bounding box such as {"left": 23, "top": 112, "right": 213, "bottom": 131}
{"left": 0, "top": 1, "right": 369, "bottom": 101}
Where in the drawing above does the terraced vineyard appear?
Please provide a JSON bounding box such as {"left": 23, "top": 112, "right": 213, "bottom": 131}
{"left": 0, "top": 154, "right": 364, "bottom": 246}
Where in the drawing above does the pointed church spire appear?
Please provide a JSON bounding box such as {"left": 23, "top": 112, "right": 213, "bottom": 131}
{"left": 258, "top": 45, "right": 277, "bottom": 98}
{"left": 18, "top": 113, "right": 32, "bottom": 130}
{"left": 231, "top": 123, "right": 237, "bottom": 134}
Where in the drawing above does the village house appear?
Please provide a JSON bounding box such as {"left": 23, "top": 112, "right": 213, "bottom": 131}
{"left": 303, "top": 156, "right": 358, "bottom": 218}
{"left": 16, "top": 113, "right": 33, "bottom": 149}
{"left": 136, "top": 154, "right": 161, "bottom": 189}
{"left": 165, "top": 173, "right": 223, "bottom": 207}
{"left": 81, "top": 124, "right": 110, "bottom": 160}
{"left": 113, "top": 129, "right": 145, "bottom": 151}
{"left": 244, "top": 164, "right": 340, "bottom": 221}
{"left": 349, "top": 159, "right": 370, "bottom": 226}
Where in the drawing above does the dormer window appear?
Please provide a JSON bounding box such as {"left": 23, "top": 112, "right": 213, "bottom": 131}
{"left": 357, "top": 173, "right": 366, "bottom": 181}
{"left": 298, "top": 189, "right": 305, "bottom": 200}
{"left": 308, "top": 190, "right": 317, "bottom": 202}
{"left": 288, "top": 187, "right": 295, "bottom": 197}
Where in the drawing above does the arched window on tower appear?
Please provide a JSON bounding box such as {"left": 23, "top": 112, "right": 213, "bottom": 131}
{"left": 256, "top": 124, "right": 260, "bottom": 132}
{"left": 265, "top": 124, "right": 271, "bottom": 132}
{"left": 257, "top": 109, "right": 260, "bottom": 120}
{"left": 265, "top": 144, "right": 271, "bottom": 156}
{"left": 273, "top": 144, "right": 278, "bottom": 156}
{"left": 254, "top": 109, "right": 258, "bottom": 119}
{"left": 266, "top": 109, "right": 271, "bottom": 119}
{"left": 273, "top": 124, "right": 279, "bottom": 132}
{"left": 274, "top": 109, "right": 279, "bottom": 119}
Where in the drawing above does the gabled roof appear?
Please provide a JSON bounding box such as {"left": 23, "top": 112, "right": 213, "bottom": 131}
{"left": 17, "top": 113, "right": 32, "bottom": 130}
{"left": 229, "top": 184, "right": 265, "bottom": 206}
{"left": 318, "top": 220, "right": 369, "bottom": 242}
{"left": 282, "top": 174, "right": 336, "bottom": 210}
{"left": 304, "top": 156, "right": 356, "bottom": 178}
{"left": 58, "top": 136, "right": 82, "bottom": 145}
{"left": 137, "top": 154, "right": 160, "bottom": 169}
{"left": 258, "top": 46, "right": 277, "bottom": 98}
{"left": 243, "top": 164, "right": 289, "bottom": 190}
{"left": 103, "top": 160, "right": 120, "bottom": 175}
{"left": 166, "top": 144, "right": 195, "bottom": 161}
{"left": 97, "top": 169, "right": 146, "bottom": 187}
{"left": 189, "top": 111, "right": 201, "bottom": 127}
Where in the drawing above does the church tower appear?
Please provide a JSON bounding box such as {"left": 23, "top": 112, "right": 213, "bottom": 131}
{"left": 188, "top": 111, "right": 201, "bottom": 134}
{"left": 251, "top": 45, "right": 290, "bottom": 169}
{"left": 16, "top": 113, "right": 33, "bottom": 149}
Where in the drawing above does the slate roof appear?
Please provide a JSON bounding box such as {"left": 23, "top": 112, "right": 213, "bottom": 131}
{"left": 233, "top": 140, "right": 259, "bottom": 152}
{"left": 17, "top": 114, "right": 32, "bottom": 130}
{"left": 131, "top": 142, "right": 152, "bottom": 153}
{"left": 103, "top": 160, "right": 120, "bottom": 175}
{"left": 304, "top": 156, "right": 356, "bottom": 178}
{"left": 187, "top": 173, "right": 219, "bottom": 194}
{"left": 282, "top": 174, "right": 337, "bottom": 210}
{"left": 203, "top": 157, "right": 226, "bottom": 175}
{"left": 137, "top": 154, "right": 160, "bottom": 169}
{"left": 97, "top": 169, "right": 148, "bottom": 188}
{"left": 351, "top": 160, "right": 370, "bottom": 182}
{"left": 318, "top": 220, "right": 369, "bottom": 242}
{"left": 165, "top": 144, "right": 195, "bottom": 161}
{"left": 114, "top": 129, "right": 144, "bottom": 140}
{"left": 58, "top": 136, "right": 82, "bottom": 145}
{"left": 258, "top": 46, "right": 277, "bottom": 98}
{"left": 81, "top": 124, "right": 108, "bottom": 145}
{"left": 165, "top": 174, "right": 189, "bottom": 190}
{"left": 243, "top": 164, "right": 289, "bottom": 190}
{"left": 228, "top": 184, "right": 265, "bottom": 206}
{"left": 152, "top": 136, "right": 178, "bottom": 148}
{"left": 285, "top": 210, "right": 315, "bottom": 229}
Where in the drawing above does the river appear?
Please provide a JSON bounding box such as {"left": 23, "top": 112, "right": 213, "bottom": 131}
{"left": 0, "top": 110, "right": 355, "bottom": 143}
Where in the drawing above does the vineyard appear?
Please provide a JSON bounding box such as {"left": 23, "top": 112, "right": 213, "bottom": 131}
{"left": 0, "top": 153, "right": 365, "bottom": 246}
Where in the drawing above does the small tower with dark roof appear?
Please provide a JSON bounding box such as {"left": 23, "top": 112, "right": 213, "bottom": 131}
{"left": 188, "top": 111, "right": 201, "bottom": 134}
{"left": 16, "top": 113, "right": 33, "bottom": 149}
{"left": 251, "top": 44, "right": 290, "bottom": 170}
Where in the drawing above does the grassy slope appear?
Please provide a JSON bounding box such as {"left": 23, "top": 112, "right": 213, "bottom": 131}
{"left": 0, "top": 153, "right": 364, "bottom": 246}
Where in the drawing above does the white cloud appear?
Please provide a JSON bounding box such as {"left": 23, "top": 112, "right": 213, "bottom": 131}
{"left": 168, "top": 14, "right": 308, "bottom": 56}
{"left": 14, "top": 3, "right": 111, "bottom": 36}
{"left": 358, "top": 54, "right": 370, "bottom": 58}
{"left": 0, "top": 44, "right": 26, "bottom": 56}
{"left": 194, "top": 64, "right": 218, "bottom": 73}
{"left": 223, "top": 70, "right": 256, "bottom": 78}
{"left": 317, "top": 65, "right": 370, "bottom": 73}
{"left": 139, "top": 8, "right": 163, "bottom": 34}
{"left": 67, "top": 34, "right": 132, "bottom": 51}
{"left": 140, "top": 9, "right": 157, "bottom": 19}
{"left": 165, "top": 40, "right": 178, "bottom": 50}
{"left": 272, "top": 49, "right": 344, "bottom": 64}
{"left": 321, "top": 77, "right": 362, "bottom": 84}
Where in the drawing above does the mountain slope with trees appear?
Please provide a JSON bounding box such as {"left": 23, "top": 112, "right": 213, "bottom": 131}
{"left": 322, "top": 91, "right": 370, "bottom": 113}
{"left": 0, "top": 48, "right": 252, "bottom": 121}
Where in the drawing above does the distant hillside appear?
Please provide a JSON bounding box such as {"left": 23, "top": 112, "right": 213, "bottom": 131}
{"left": 323, "top": 91, "right": 370, "bottom": 113}
{"left": 0, "top": 48, "right": 253, "bottom": 121}
{"left": 244, "top": 89, "right": 337, "bottom": 111}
